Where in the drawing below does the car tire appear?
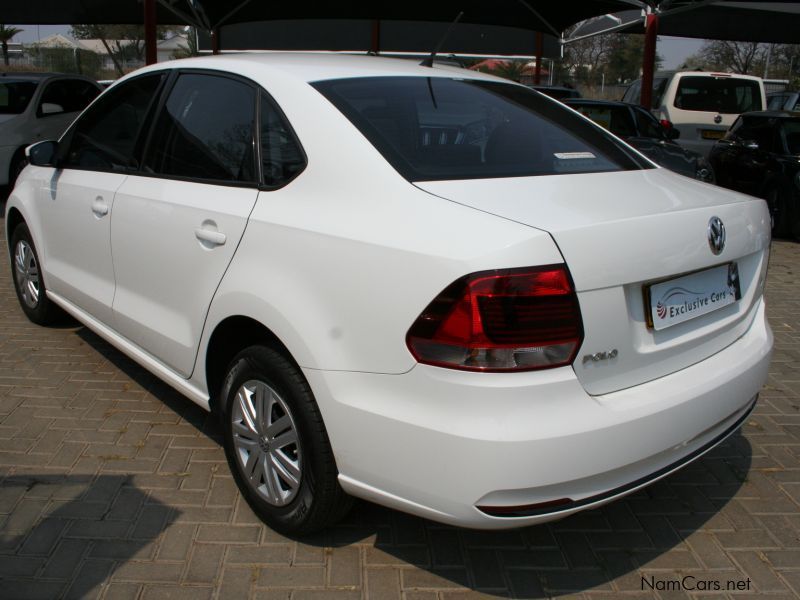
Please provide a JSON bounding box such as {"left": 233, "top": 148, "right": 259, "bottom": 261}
{"left": 10, "top": 223, "right": 64, "bottom": 325}
{"left": 766, "top": 186, "right": 789, "bottom": 238}
{"left": 221, "top": 345, "right": 352, "bottom": 534}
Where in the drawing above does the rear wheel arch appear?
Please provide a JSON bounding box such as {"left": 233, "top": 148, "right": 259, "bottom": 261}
{"left": 6, "top": 207, "right": 26, "bottom": 251}
{"left": 204, "top": 315, "right": 301, "bottom": 415}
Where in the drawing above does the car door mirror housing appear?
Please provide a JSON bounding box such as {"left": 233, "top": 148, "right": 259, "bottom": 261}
{"left": 26, "top": 140, "right": 59, "bottom": 167}
{"left": 40, "top": 102, "right": 65, "bottom": 116}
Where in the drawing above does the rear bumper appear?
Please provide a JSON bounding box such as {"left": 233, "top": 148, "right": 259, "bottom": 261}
{"left": 305, "top": 299, "right": 772, "bottom": 529}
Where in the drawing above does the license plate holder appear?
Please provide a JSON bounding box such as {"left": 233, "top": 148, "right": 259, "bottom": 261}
{"left": 645, "top": 263, "right": 741, "bottom": 331}
{"left": 701, "top": 129, "right": 725, "bottom": 140}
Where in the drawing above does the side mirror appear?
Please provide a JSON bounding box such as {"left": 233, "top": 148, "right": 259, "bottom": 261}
{"left": 666, "top": 128, "right": 680, "bottom": 140}
{"left": 40, "top": 102, "right": 65, "bottom": 116}
{"left": 26, "top": 140, "right": 58, "bottom": 167}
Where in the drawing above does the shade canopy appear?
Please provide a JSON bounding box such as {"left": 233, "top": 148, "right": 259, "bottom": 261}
{"left": 197, "top": 19, "right": 561, "bottom": 57}
{"left": 569, "top": 1, "right": 800, "bottom": 44}
{"left": 4, "top": 0, "right": 643, "bottom": 35}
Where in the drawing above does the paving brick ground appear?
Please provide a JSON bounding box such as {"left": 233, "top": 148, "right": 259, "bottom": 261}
{"left": 0, "top": 202, "right": 798, "bottom": 598}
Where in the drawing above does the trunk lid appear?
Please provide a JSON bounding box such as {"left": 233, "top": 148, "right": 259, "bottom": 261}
{"left": 415, "top": 168, "right": 771, "bottom": 395}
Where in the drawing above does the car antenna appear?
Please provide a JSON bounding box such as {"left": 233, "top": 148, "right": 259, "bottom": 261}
{"left": 420, "top": 11, "right": 464, "bottom": 68}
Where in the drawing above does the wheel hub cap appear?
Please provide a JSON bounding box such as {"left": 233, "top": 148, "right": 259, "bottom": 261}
{"left": 230, "top": 380, "right": 302, "bottom": 506}
{"left": 14, "top": 240, "right": 40, "bottom": 309}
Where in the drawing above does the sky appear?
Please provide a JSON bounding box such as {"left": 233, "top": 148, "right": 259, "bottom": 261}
{"left": 10, "top": 24, "right": 707, "bottom": 70}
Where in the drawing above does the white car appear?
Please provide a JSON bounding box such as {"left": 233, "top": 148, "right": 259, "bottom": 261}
{"left": 623, "top": 71, "right": 766, "bottom": 157}
{"left": 0, "top": 73, "right": 101, "bottom": 188}
{"left": 6, "top": 54, "right": 772, "bottom": 534}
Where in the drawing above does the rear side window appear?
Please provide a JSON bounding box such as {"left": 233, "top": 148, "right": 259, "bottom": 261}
{"left": 260, "top": 91, "right": 306, "bottom": 187}
{"left": 144, "top": 73, "right": 256, "bottom": 184}
{"left": 674, "top": 76, "right": 761, "bottom": 114}
{"left": 767, "top": 94, "right": 787, "bottom": 111}
{"left": 570, "top": 104, "right": 636, "bottom": 138}
{"left": 0, "top": 81, "right": 37, "bottom": 114}
{"left": 62, "top": 74, "right": 163, "bottom": 171}
{"left": 314, "top": 77, "right": 646, "bottom": 181}
{"left": 633, "top": 107, "right": 665, "bottom": 139}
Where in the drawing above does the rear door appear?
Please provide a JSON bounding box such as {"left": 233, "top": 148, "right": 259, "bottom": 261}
{"left": 110, "top": 71, "right": 260, "bottom": 377}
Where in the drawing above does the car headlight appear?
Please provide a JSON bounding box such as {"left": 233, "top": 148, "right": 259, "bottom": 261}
{"left": 696, "top": 158, "right": 715, "bottom": 183}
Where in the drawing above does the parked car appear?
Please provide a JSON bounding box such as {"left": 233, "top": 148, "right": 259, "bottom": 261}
{"left": 565, "top": 98, "right": 714, "bottom": 182}
{"left": 7, "top": 54, "right": 772, "bottom": 534}
{"left": 622, "top": 71, "right": 766, "bottom": 157}
{"left": 709, "top": 110, "right": 800, "bottom": 239}
{"left": 0, "top": 72, "right": 101, "bottom": 189}
{"left": 529, "top": 85, "right": 581, "bottom": 100}
{"left": 767, "top": 90, "right": 800, "bottom": 111}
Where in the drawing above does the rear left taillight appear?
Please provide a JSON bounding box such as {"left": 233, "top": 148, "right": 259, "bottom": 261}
{"left": 406, "top": 265, "right": 583, "bottom": 372}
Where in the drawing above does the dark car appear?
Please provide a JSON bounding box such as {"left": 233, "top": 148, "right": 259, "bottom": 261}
{"left": 564, "top": 99, "right": 714, "bottom": 183}
{"left": 530, "top": 85, "right": 581, "bottom": 100}
{"left": 709, "top": 111, "right": 800, "bottom": 239}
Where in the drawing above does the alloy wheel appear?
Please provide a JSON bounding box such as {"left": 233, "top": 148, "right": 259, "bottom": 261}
{"left": 14, "top": 240, "right": 40, "bottom": 309}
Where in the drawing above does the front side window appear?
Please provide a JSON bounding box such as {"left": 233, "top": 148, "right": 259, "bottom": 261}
{"left": 0, "top": 80, "right": 37, "bottom": 114}
{"left": 570, "top": 104, "right": 636, "bottom": 138}
{"left": 144, "top": 73, "right": 256, "bottom": 183}
{"left": 633, "top": 107, "right": 666, "bottom": 139}
{"left": 674, "top": 76, "right": 761, "bottom": 114}
{"left": 780, "top": 120, "right": 800, "bottom": 154}
{"left": 62, "top": 74, "right": 163, "bottom": 171}
{"left": 314, "top": 77, "right": 646, "bottom": 182}
{"left": 39, "top": 79, "right": 100, "bottom": 115}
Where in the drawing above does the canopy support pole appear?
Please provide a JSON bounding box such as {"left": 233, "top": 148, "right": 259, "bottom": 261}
{"left": 211, "top": 28, "right": 220, "bottom": 54}
{"left": 371, "top": 19, "right": 381, "bottom": 54}
{"left": 144, "top": 0, "right": 157, "bottom": 65}
{"left": 640, "top": 12, "right": 658, "bottom": 109}
{"left": 534, "top": 31, "right": 543, "bottom": 85}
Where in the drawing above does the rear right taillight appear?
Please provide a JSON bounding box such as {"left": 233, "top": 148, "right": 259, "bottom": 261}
{"left": 406, "top": 265, "right": 583, "bottom": 372}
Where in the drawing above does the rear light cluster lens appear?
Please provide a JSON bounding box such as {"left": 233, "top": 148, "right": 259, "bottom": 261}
{"left": 406, "top": 265, "right": 583, "bottom": 372}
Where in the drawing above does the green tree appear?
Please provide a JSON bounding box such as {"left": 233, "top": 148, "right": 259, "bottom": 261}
{"left": 0, "top": 24, "right": 23, "bottom": 67}
{"left": 605, "top": 35, "right": 663, "bottom": 84}
{"left": 693, "top": 40, "right": 765, "bottom": 74}
{"left": 172, "top": 28, "right": 198, "bottom": 59}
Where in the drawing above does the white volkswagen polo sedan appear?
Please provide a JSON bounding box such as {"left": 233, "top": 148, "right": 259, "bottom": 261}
{"left": 6, "top": 54, "right": 772, "bottom": 534}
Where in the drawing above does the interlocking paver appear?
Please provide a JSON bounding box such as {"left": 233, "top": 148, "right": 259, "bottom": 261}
{"left": 1, "top": 197, "right": 799, "bottom": 599}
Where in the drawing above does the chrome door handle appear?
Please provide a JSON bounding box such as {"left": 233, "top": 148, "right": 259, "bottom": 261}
{"left": 194, "top": 228, "right": 227, "bottom": 246}
{"left": 91, "top": 198, "right": 109, "bottom": 217}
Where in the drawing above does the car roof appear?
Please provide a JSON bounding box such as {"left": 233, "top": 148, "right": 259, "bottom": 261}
{"left": 129, "top": 52, "right": 505, "bottom": 86}
{"left": 0, "top": 72, "right": 98, "bottom": 84}
{"left": 565, "top": 99, "right": 638, "bottom": 109}
{"left": 654, "top": 70, "right": 763, "bottom": 81}
{"left": 739, "top": 110, "right": 800, "bottom": 119}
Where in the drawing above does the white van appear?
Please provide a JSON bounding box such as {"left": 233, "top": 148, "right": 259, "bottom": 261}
{"left": 622, "top": 71, "right": 766, "bottom": 157}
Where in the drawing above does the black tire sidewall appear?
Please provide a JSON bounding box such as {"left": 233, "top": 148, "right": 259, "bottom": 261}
{"left": 221, "top": 346, "right": 327, "bottom": 535}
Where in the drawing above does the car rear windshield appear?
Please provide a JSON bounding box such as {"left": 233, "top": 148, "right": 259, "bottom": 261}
{"left": 0, "top": 80, "right": 37, "bottom": 114}
{"left": 313, "top": 76, "right": 647, "bottom": 181}
{"left": 674, "top": 76, "right": 761, "bottom": 114}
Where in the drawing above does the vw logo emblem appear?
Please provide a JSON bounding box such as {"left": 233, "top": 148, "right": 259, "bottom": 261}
{"left": 714, "top": 114, "right": 722, "bottom": 124}
{"left": 707, "top": 216, "right": 726, "bottom": 255}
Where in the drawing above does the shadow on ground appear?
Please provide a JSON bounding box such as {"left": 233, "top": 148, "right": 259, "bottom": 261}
{"left": 67, "top": 323, "right": 752, "bottom": 598}
{"left": 0, "top": 473, "right": 177, "bottom": 599}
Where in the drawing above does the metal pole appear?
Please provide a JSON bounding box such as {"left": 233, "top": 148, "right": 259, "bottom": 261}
{"left": 371, "top": 19, "right": 381, "bottom": 54}
{"left": 211, "top": 28, "right": 220, "bottom": 54}
{"left": 640, "top": 13, "right": 658, "bottom": 109}
{"left": 144, "top": 0, "right": 157, "bottom": 65}
{"left": 534, "top": 31, "right": 543, "bottom": 85}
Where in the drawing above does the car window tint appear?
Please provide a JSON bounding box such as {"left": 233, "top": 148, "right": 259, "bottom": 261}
{"left": 40, "top": 79, "right": 99, "bottom": 114}
{"left": 767, "top": 94, "right": 786, "bottom": 111}
{"left": 651, "top": 77, "right": 668, "bottom": 109}
{"left": 571, "top": 104, "right": 636, "bottom": 138}
{"left": 634, "top": 107, "right": 665, "bottom": 138}
{"left": 622, "top": 80, "right": 640, "bottom": 104}
{"left": 144, "top": 73, "right": 256, "bottom": 183}
{"left": 260, "top": 91, "right": 305, "bottom": 187}
{"left": 736, "top": 117, "right": 775, "bottom": 152}
{"left": 314, "top": 77, "right": 646, "bottom": 182}
{"left": 62, "top": 74, "right": 163, "bottom": 172}
{"left": 781, "top": 120, "right": 800, "bottom": 154}
{"left": 674, "top": 76, "right": 760, "bottom": 113}
{"left": 0, "top": 80, "right": 37, "bottom": 114}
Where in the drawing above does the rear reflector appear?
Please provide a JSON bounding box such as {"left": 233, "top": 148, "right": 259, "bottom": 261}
{"left": 406, "top": 265, "right": 583, "bottom": 372}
